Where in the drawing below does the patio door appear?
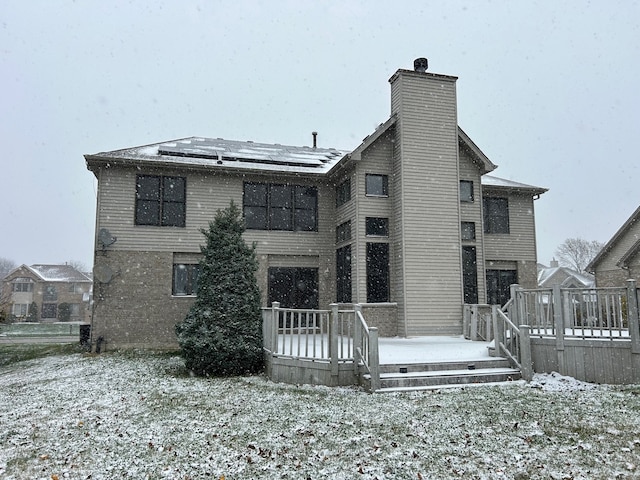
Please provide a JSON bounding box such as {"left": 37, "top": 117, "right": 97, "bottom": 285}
{"left": 486, "top": 269, "right": 517, "bottom": 306}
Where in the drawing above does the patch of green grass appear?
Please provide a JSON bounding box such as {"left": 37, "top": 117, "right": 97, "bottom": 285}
{"left": 0, "top": 343, "right": 84, "bottom": 367}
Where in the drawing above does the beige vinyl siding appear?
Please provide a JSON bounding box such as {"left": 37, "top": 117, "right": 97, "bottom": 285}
{"left": 593, "top": 220, "right": 640, "bottom": 287}
{"left": 94, "top": 166, "right": 336, "bottom": 307}
{"left": 459, "top": 150, "right": 486, "bottom": 304}
{"left": 482, "top": 191, "right": 538, "bottom": 262}
{"left": 353, "top": 133, "right": 394, "bottom": 305}
{"left": 390, "top": 71, "right": 463, "bottom": 335}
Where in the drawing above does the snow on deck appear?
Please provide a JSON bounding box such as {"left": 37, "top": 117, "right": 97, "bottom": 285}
{"left": 379, "top": 336, "right": 492, "bottom": 364}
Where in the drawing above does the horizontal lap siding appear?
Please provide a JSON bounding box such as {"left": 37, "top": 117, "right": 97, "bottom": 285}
{"left": 95, "top": 166, "right": 336, "bottom": 307}
{"left": 355, "top": 135, "right": 394, "bottom": 305}
{"left": 459, "top": 150, "right": 486, "bottom": 304}
{"left": 483, "top": 192, "right": 538, "bottom": 261}
{"left": 391, "top": 72, "right": 463, "bottom": 335}
{"left": 594, "top": 219, "right": 640, "bottom": 286}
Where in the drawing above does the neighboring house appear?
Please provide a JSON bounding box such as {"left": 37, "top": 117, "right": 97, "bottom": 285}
{"left": 1, "top": 264, "right": 92, "bottom": 322}
{"left": 538, "top": 259, "right": 595, "bottom": 288}
{"left": 587, "top": 205, "right": 640, "bottom": 287}
{"left": 85, "top": 59, "right": 547, "bottom": 349}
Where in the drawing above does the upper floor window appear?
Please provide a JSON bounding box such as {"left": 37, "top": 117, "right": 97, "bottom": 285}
{"left": 366, "top": 217, "right": 389, "bottom": 236}
{"left": 135, "top": 175, "right": 186, "bottom": 227}
{"left": 336, "top": 178, "right": 351, "bottom": 207}
{"left": 365, "top": 174, "right": 388, "bottom": 197}
{"left": 483, "top": 197, "right": 510, "bottom": 234}
{"left": 460, "top": 180, "right": 474, "bottom": 202}
{"left": 461, "top": 222, "right": 476, "bottom": 241}
{"left": 243, "top": 182, "right": 317, "bottom": 232}
{"left": 43, "top": 285, "right": 57, "bottom": 302}
{"left": 11, "top": 278, "right": 34, "bottom": 292}
{"left": 173, "top": 263, "right": 199, "bottom": 296}
{"left": 336, "top": 220, "right": 352, "bottom": 243}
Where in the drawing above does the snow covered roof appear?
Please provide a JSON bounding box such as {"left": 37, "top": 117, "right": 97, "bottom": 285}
{"left": 537, "top": 266, "right": 594, "bottom": 288}
{"left": 27, "top": 264, "right": 92, "bottom": 283}
{"left": 482, "top": 175, "right": 547, "bottom": 195}
{"left": 86, "top": 137, "right": 349, "bottom": 176}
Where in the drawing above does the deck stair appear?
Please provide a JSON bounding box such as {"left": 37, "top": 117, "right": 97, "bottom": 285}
{"left": 363, "top": 357, "right": 521, "bottom": 393}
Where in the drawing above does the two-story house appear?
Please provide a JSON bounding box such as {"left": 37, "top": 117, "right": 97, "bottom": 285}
{"left": 85, "top": 59, "right": 547, "bottom": 350}
{"left": 1, "top": 264, "right": 92, "bottom": 322}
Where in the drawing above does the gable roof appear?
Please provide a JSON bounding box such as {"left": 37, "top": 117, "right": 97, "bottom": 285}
{"left": 4, "top": 264, "right": 92, "bottom": 283}
{"left": 587, "top": 205, "right": 640, "bottom": 272}
{"left": 458, "top": 127, "right": 497, "bottom": 174}
{"left": 537, "top": 266, "right": 594, "bottom": 288}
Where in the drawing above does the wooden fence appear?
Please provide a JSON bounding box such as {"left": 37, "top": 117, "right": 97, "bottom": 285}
{"left": 262, "top": 302, "right": 380, "bottom": 389}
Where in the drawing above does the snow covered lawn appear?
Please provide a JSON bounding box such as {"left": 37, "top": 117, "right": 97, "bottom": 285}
{"left": 1, "top": 351, "right": 639, "bottom": 479}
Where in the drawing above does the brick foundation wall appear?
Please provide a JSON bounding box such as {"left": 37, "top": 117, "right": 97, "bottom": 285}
{"left": 360, "top": 303, "right": 399, "bottom": 337}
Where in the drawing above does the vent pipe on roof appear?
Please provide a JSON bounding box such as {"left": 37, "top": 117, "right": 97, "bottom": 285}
{"left": 312, "top": 131, "right": 318, "bottom": 149}
{"left": 414, "top": 57, "right": 428, "bottom": 73}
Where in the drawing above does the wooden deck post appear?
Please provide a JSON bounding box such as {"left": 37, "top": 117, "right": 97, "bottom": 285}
{"left": 470, "top": 305, "right": 479, "bottom": 341}
{"left": 369, "top": 327, "right": 380, "bottom": 392}
{"left": 330, "top": 303, "right": 339, "bottom": 380}
{"left": 271, "top": 302, "right": 280, "bottom": 355}
{"left": 552, "top": 284, "right": 566, "bottom": 375}
{"left": 627, "top": 280, "right": 640, "bottom": 354}
{"left": 492, "top": 304, "right": 504, "bottom": 358}
{"left": 353, "top": 304, "right": 362, "bottom": 376}
{"left": 519, "top": 325, "right": 534, "bottom": 381}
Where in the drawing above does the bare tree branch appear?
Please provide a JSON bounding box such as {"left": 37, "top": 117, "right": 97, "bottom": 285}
{"left": 555, "top": 238, "right": 604, "bottom": 272}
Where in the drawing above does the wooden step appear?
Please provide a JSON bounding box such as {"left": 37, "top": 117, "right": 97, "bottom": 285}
{"left": 362, "top": 358, "right": 521, "bottom": 392}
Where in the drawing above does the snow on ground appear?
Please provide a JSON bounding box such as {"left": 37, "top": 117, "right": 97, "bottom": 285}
{"left": 1, "top": 352, "right": 640, "bottom": 479}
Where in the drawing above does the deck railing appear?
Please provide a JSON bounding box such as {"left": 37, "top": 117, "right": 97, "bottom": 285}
{"left": 492, "top": 304, "right": 533, "bottom": 380}
{"left": 263, "top": 302, "right": 380, "bottom": 390}
{"left": 511, "top": 281, "right": 640, "bottom": 351}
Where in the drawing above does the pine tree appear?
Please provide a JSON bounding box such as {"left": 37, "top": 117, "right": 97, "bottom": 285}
{"left": 175, "top": 202, "right": 263, "bottom": 376}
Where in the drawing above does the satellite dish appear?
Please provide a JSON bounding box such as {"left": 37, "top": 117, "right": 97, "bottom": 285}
{"left": 94, "top": 264, "right": 114, "bottom": 284}
{"left": 98, "top": 228, "right": 117, "bottom": 249}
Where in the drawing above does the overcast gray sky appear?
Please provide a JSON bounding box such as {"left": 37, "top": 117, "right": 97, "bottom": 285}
{"left": 2, "top": 1, "right": 639, "bottom": 270}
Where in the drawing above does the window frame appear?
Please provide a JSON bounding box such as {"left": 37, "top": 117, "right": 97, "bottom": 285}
{"left": 336, "top": 245, "right": 352, "bottom": 303}
{"left": 365, "top": 174, "right": 389, "bottom": 197}
{"left": 366, "top": 217, "right": 389, "bottom": 237}
{"left": 461, "top": 221, "right": 476, "bottom": 241}
{"left": 172, "top": 263, "right": 200, "bottom": 296}
{"left": 336, "top": 178, "right": 352, "bottom": 207}
{"left": 135, "top": 174, "right": 186, "bottom": 227}
{"left": 483, "top": 197, "right": 510, "bottom": 234}
{"left": 460, "top": 180, "right": 474, "bottom": 203}
{"left": 336, "top": 220, "right": 352, "bottom": 244}
{"left": 243, "top": 182, "right": 318, "bottom": 232}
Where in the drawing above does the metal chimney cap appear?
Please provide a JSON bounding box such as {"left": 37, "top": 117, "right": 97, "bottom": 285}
{"left": 414, "top": 58, "right": 428, "bottom": 73}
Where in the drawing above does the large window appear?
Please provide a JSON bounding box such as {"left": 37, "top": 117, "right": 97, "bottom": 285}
{"left": 336, "top": 178, "right": 351, "bottom": 207}
{"left": 173, "top": 264, "right": 200, "bottom": 296}
{"left": 367, "top": 243, "right": 390, "bottom": 303}
{"left": 462, "top": 246, "right": 478, "bottom": 304}
{"left": 12, "top": 304, "right": 28, "bottom": 317}
{"left": 135, "top": 175, "right": 186, "bottom": 227}
{"left": 336, "top": 245, "right": 352, "bottom": 303}
{"left": 366, "top": 217, "right": 389, "bottom": 236}
{"left": 43, "top": 285, "right": 57, "bottom": 302}
{"left": 365, "top": 174, "right": 389, "bottom": 197}
{"left": 486, "top": 269, "right": 518, "bottom": 306}
{"left": 268, "top": 267, "right": 318, "bottom": 309}
{"left": 460, "top": 180, "right": 474, "bottom": 202}
{"left": 483, "top": 197, "right": 510, "bottom": 234}
{"left": 12, "top": 278, "right": 33, "bottom": 292}
{"left": 243, "top": 183, "right": 317, "bottom": 231}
